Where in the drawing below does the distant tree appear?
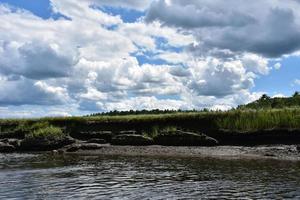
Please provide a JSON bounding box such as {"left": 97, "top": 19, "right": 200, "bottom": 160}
{"left": 271, "top": 98, "right": 284, "bottom": 108}
{"left": 293, "top": 91, "right": 299, "bottom": 97}
{"left": 260, "top": 94, "right": 271, "bottom": 100}
{"left": 202, "top": 108, "right": 209, "bottom": 112}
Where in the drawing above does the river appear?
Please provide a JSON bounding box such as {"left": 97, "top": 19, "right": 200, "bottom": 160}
{"left": 0, "top": 153, "right": 300, "bottom": 199}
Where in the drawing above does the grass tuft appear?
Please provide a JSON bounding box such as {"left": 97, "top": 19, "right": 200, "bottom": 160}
{"left": 28, "top": 126, "right": 64, "bottom": 140}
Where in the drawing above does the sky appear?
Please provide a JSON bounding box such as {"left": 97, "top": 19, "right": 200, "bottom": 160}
{"left": 0, "top": 0, "right": 300, "bottom": 118}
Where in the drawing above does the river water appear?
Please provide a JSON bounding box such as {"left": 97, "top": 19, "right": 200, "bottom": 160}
{"left": 0, "top": 153, "right": 300, "bottom": 199}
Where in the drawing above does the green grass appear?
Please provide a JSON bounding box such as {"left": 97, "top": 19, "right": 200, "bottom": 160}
{"left": 142, "top": 125, "right": 178, "bottom": 138}
{"left": 24, "top": 122, "right": 65, "bottom": 141}
{"left": 215, "top": 108, "right": 300, "bottom": 131}
{"left": 29, "top": 126, "right": 64, "bottom": 139}
{"left": 21, "top": 124, "right": 66, "bottom": 150}
{"left": 1, "top": 108, "right": 300, "bottom": 133}
{"left": 238, "top": 92, "right": 300, "bottom": 109}
{"left": 84, "top": 108, "right": 300, "bottom": 131}
{"left": 0, "top": 121, "right": 65, "bottom": 139}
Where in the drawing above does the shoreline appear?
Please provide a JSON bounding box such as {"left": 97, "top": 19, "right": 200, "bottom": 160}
{"left": 63, "top": 145, "right": 300, "bottom": 161}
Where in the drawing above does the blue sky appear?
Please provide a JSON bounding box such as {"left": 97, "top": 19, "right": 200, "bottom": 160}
{"left": 100, "top": 5, "right": 145, "bottom": 23}
{"left": 1, "top": 0, "right": 52, "bottom": 18}
{"left": 253, "top": 56, "right": 300, "bottom": 96}
{"left": 0, "top": 0, "right": 300, "bottom": 117}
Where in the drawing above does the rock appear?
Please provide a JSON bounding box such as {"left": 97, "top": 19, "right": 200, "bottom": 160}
{"left": 66, "top": 143, "right": 104, "bottom": 152}
{"left": 66, "top": 144, "right": 81, "bottom": 152}
{"left": 58, "top": 149, "right": 65, "bottom": 154}
{"left": 86, "top": 138, "right": 107, "bottom": 144}
{"left": 50, "top": 149, "right": 65, "bottom": 155}
{"left": 0, "top": 142, "right": 15, "bottom": 153}
{"left": 154, "top": 130, "right": 219, "bottom": 146}
{"left": 0, "top": 139, "right": 9, "bottom": 143}
{"left": 74, "top": 131, "right": 113, "bottom": 141}
{"left": 297, "top": 145, "right": 300, "bottom": 152}
{"left": 111, "top": 134, "right": 154, "bottom": 146}
{"left": 203, "top": 136, "right": 219, "bottom": 146}
{"left": 64, "top": 136, "right": 76, "bottom": 145}
{"left": 119, "top": 130, "right": 137, "bottom": 135}
{"left": 264, "top": 153, "right": 275, "bottom": 157}
{"left": 0, "top": 130, "right": 25, "bottom": 139}
{"left": 51, "top": 150, "right": 58, "bottom": 154}
{"left": 0, "top": 139, "right": 21, "bottom": 149}
{"left": 20, "top": 136, "right": 76, "bottom": 151}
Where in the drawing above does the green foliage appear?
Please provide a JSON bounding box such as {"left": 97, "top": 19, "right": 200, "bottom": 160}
{"left": 88, "top": 108, "right": 206, "bottom": 117}
{"left": 2, "top": 108, "right": 300, "bottom": 134}
{"left": 13, "top": 121, "right": 52, "bottom": 135}
{"left": 293, "top": 91, "right": 299, "bottom": 98}
{"left": 21, "top": 124, "right": 70, "bottom": 151}
{"left": 143, "top": 126, "right": 178, "bottom": 138}
{"left": 2, "top": 93, "right": 300, "bottom": 134}
{"left": 14, "top": 121, "right": 31, "bottom": 132}
{"left": 163, "top": 126, "right": 178, "bottom": 132}
{"left": 28, "top": 125, "right": 64, "bottom": 140}
{"left": 216, "top": 108, "right": 300, "bottom": 131}
{"left": 30, "top": 121, "right": 50, "bottom": 131}
{"left": 142, "top": 125, "right": 159, "bottom": 138}
{"left": 13, "top": 121, "right": 66, "bottom": 140}
{"left": 239, "top": 93, "right": 300, "bottom": 110}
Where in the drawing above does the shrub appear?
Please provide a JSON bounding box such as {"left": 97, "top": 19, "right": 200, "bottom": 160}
{"left": 143, "top": 126, "right": 178, "bottom": 138}
{"left": 28, "top": 126, "right": 64, "bottom": 140}
{"left": 11, "top": 121, "right": 51, "bottom": 138}
{"left": 21, "top": 125, "right": 73, "bottom": 151}
{"left": 30, "top": 121, "right": 51, "bottom": 131}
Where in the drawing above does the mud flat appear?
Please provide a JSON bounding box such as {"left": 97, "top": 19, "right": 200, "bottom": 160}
{"left": 66, "top": 144, "right": 300, "bottom": 161}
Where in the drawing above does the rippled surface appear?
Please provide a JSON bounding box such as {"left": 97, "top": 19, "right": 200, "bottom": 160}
{"left": 0, "top": 153, "right": 300, "bottom": 199}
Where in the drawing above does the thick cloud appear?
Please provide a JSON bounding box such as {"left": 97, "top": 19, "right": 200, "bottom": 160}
{"left": 0, "top": 41, "right": 78, "bottom": 79}
{"left": 0, "top": 77, "right": 69, "bottom": 106}
{"left": 146, "top": 0, "right": 255, "bottom": 28}
{"left": 146, "top": 0, "right": 300, "bottom": 58}
{"left": 96, "top": 96, "right": 189, "bottom": 112}
{"left": 201, "top": 8, "right": 300, "bottom": 57}
{"left": 71, "top": 58, "right": 183, "bottom": 99}
{"left": 187, "top": 59, "right": 255, "bottom": 97}
{"left": 93, "top": 0, "right": 153, "bottom": 10}
{"left": 0, "top": 0, "right": 289, "bottom": 116}
{"left": 241, "top": 54, "right": 269, "bottom": 75}
{"left": 50, "top": 0, "right": 122, "bottom": 24}
{"left": 51, "top": 0, "right": 152, "bottom": 13}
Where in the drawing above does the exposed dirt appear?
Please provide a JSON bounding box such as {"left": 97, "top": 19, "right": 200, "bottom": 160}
{"left": 67, "top": 144, "right": 300, "bottom": 161}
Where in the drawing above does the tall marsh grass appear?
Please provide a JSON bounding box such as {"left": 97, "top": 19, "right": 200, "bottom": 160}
{"left": 1, "top": 108, "right": 300, "bottom": 132}
{"left": 215, "top": 108, "right": 300, "bottom": 131}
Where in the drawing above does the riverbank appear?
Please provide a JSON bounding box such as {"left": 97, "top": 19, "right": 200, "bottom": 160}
{"left": 63, "top": 144, "right": 300, "bottom": 161}
{"left": 2, "top": 108, "right": 300, "bottom": 154}
{"left": 2, "top": 108, "right": 300, "bottom": 137}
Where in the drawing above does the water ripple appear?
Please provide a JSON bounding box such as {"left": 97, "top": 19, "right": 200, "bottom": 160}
{"left": 0, "top": 154, "right": 300, "bottom": 199}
